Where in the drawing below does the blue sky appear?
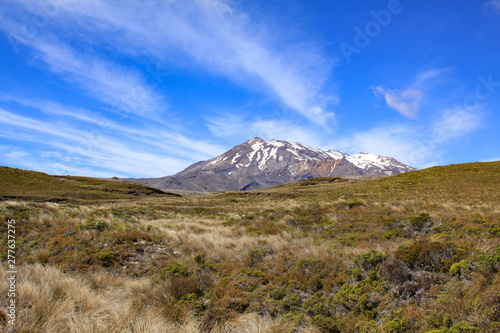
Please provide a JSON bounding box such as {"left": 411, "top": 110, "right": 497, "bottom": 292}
{"left": 0, "top": 0, "right": 499, "bottom": 178}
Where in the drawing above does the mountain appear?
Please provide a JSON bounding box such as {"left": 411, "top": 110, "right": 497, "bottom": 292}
{"left": 129, "top": 137, "right": 416, "bottom": 192}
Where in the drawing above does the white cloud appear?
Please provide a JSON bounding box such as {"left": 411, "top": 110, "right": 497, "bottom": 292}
{"left": 484, "top": 0, "right": 500, "bottom": 14}
{"left": 0, "top": 105, "right": 225, "bottom": 177}
{"left": 206, "top": 114, "right": 247, "bottom": 138}
{"left": 0, "top": 95, "right": 225, "bottom": 162}
{"left": 0, "top": 24, "right": 165, "bottom": 117}
{"left": 0, "top": 0, "right": 336, "bottom": 122}
{"left": 328, "top": 104, "right": 484, "bottom": 169}
{"left": 205, "top": 114, "right": 324, "bottom": 147}
{"left": 372, "top": 68, "right": 452, "bottom": 119}
{"left": 432, "top": 105, "right": 483, "bottom": 143}
{"left": 482, "top": 156, "right": 500, "bottom": 162}
{"left": 0, "top": 0, "right": 338, "bottom": 177}
{"left": 38, "top": 42, "right": 166, "bottom": 116}
{"left": 373, "top": 86, "right": 422, "bottom": 119}
{"left": 4, "top": 149, "right": 29, "bottom": 160}
{"left": 412, "top": 68, "right": 452, "bottom": 90}
{"left": 251, "top": 120, "right": 324, "bottom": 146}
{"left": 328, "top": 125, "right": 424, "bottom": 165}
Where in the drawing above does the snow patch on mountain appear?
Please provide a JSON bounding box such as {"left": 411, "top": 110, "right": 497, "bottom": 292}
{"left": 226, "top": 137, "right": 414, "bottom": 175}
{"left": 268, "top": 139, "right": 285, "bottom": 147}
{"left": 347, "top": 152, "right": 397, "bottom": 170}
{"left": 231, "top": 153, "right": 241, "bottom": 165}
{"left": 128, "top": 137, "right": 417, "bottom": 192}
{"left": 325, "top": 150, "right": 346, "bottom": 160}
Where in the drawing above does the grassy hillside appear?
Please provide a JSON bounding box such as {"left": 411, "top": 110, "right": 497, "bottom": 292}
{"left": 1, "top": 161, "right": 499, "bottom": 332}
{"left": 0, "top": 166, "right": 179, "bottom": 202}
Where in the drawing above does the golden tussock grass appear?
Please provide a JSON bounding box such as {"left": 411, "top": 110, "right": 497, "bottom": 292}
{"left": 1, "top": 161, "right": 499, "bottom": 332}
{"left": 1, "top": 264, "right": 307, "bottom": 333}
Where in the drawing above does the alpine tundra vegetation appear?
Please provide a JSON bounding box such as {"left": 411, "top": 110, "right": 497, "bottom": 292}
{"left": 1, "top": 161, "right": 499, "bottom": 332}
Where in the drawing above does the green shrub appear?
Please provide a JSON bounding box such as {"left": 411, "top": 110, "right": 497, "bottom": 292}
{"left": 395, "top": 240, "right": 457, "bottom": 272}
{"left": 351, "top": 268, "right": 362, "bottom": 281}
{"left": 304, "top": 292, "right": 331, "bottom": 317}
{"left": 85, "top": 219, "right": 107, "bottom": 231}
{"left": 247, "top": 248, "right": 264, "bottom": 265}
{"left": 488, "top": 224, "right": 500, "bottom": 237}
{"left": 386, "top": 316, "right": 410, "bottom": 333}
{"left": 160, "top": 263, "right": 188, "bottom": 279}
{"left": 355, "top": 320, "right": 380, "bottom": 333}
{"left": 194, "top": 252, "right": 206, "bottom": 264}
{"left": 269, "top": 287, "right": 286, "bottom": 300}
{"left": 97, "top": 251, "right": 116, "bottom": 266}
{"left": 449, "top": 260, "right": 469, "bottom": 277}
{"left": 427, "top": 321, "right": 479, "bottom": 333}
{"left": 385, "top": 309, "right": 420, "bottom": 332}
{"left": 237, "top": 268, "right": 267, "bottom": 292}
{"left": 354, "top": 250, "right": 387, "bottom": 271}
{"left": 333, "top": 278, "right": 382, "bottom": 318}
{"left": 448, "top": 321, "right": 479, "bottom": 333}
{"left": 280, "top": 293, "right": 302, "bottom": 312}
{"left": 312, "top": 314, "right": 343, "bottom": 333}
{"left": 239, "top": 267, "right": 266, "bottom": 279}
{"left": 474, "top": 245, "right": 500, "bottom": 278}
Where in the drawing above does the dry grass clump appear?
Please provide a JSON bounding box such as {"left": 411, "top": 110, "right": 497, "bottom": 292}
{"left": 0, "top": 264, "right": 311, "bottom": 332}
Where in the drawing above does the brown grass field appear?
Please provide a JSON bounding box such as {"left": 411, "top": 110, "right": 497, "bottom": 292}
{"left": 1, "top": 161, "right": 499, "bottom": 332}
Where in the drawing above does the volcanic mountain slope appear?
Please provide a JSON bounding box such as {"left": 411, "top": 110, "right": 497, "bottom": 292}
{"left": 130, "top": 137, "right": 416, "bottom": 192}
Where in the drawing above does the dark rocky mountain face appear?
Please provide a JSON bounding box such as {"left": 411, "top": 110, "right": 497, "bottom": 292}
{"left": 128, "top": 137, "right": 417, "bottom": 192}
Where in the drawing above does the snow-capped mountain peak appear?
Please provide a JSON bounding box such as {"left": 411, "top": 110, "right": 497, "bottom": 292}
{"left": 136, "top": 137, "right": 417, "bottom": 192}
{"left": 182, "top": 137, "right": 415, "bottom": 177}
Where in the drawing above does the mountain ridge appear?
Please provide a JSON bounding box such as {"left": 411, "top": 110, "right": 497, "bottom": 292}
{"left": 128, "top": 137, "right": 417, "bottom": 192}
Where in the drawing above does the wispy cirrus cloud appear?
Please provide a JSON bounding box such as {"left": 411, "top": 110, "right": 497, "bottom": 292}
{"left": 328, "top": 104, "right": 484, "bottom": 169}
{"left": 0, "top": 108, "right": 182, "bottom": 176}
{"left": 372, "top": 87, "right": 422, "bottom": 119}
{"left": 372, "top": 68, "right": 452, "bottom": 119}
{"left": 32, "top": 42, "right": 166, "bottom": 116}
{"left": 0, "top": 99, "right": 226, "bottom": 177}
{"left": 412, "top": 68, "right": 452, "bottom": 91}
{"left": 205, "top": 113, "right": 324, "bottom": 148}
{"left": 432, "top": 105, "right": 483, "bottom": 143}
{"left": 0, "top": 0, "right": 340, "bottom": 178}
{"left": 0, "top": 94, "right": 225, "bottom": 162}
{"left": 332, "top": 66, "right": 483, "bottom": 168}
{"left": 482, "top": 156, "right": 500, "bottom": 162}
{"left": 0, "top": 0, "right": 336, "bottom": 122}
{"left": 484, "top": 0, "right": 500, "bottom": 14}
{"left": 0, "top": 13, "right": 165, "bottom": 117}
{"left": 329, "top": 125, "right": 423, "bottom": 165}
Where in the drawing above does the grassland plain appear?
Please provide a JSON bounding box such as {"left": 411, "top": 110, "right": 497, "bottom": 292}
{"left": 0, "top": 161, "right": 499, "bottom": 332}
